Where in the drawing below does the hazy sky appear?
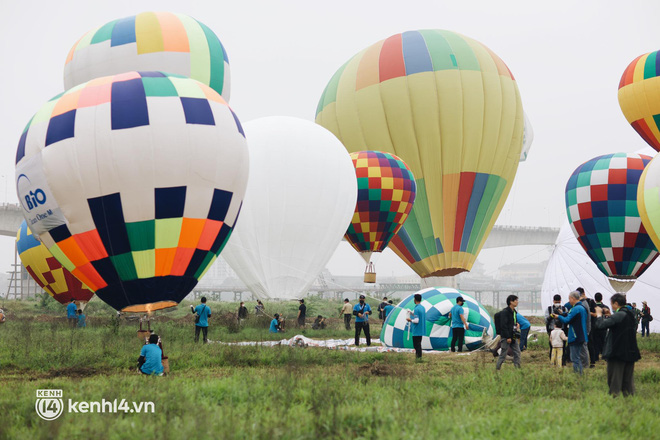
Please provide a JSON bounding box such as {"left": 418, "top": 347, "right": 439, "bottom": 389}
{"left": 1, "top": 0, "right": 659, "bottom": 280}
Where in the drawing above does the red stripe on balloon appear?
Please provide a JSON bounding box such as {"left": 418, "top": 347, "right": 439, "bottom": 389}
{"left": 632, "top": 119, "right": 660, "bottom": 150}
{"left": 379, "top": 34, "right": 406, "bottom": 82}
{"left": 453, "top": 172, "right": 476, "bottom": 252}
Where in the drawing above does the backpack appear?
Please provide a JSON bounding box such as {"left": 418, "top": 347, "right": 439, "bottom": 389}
{"left": 494, "top": 310, "right": 503, "bottom": 336}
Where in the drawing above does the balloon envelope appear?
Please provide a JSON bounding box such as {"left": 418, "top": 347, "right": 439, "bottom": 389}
{"left": 64, "top": 12, "right": 230, "bottom": 100}
{"left": 618, "top": 51, "right": 660, "bottom": 151}
{"left": 316, "top": 29, "right": 524, "bottom": 278}
{"left": 565, "top": 153, "right": 658, "bottom": 283}
{"left": 15, "top": 71, "right": 248, "bottom": 312}
{"left": 222, "top": 116, "right": 357, "bottom": 300}
{"left": 380, "top": 287, "right": 494, "bottom": 351}
{"left": 345, "top": 151, "right": 416, "bottom": 262}
{"left": 638, "top": 153, "right": 660, "bottom": 251}
{"left": 16, "top": 220, "right": 94, "bottom": 305}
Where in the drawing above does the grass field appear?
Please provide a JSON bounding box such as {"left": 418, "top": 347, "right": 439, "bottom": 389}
{"left": 1, "top": 297, "right": 659, "bottom": 440}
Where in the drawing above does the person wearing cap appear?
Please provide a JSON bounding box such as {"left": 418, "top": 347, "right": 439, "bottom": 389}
{"left": 641, "top": 301, "right": 652, "bottom": 337}
{"left": 339, "top": 298, "right": 352, "bottom": 330}
{"left": 353, "top": 295, "right": 372, "bottom": 346}
{"left": 297, "top": 299, "right": 307, "bottom": 328}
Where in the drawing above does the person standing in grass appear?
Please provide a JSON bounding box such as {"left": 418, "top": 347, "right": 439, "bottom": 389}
{"left": 406, "top": 294, "right": 426, "bottom": 359}
{"left": 339, "top": 298, "right": 352, "bottom": 330}
{"left": 550, "top": 322, "right": 568, "bottom": 367}
{"left": 577, "top": 288, "right": 593, "bottom": 369}
{"left": 191, "top": 297, "right": 211, "bottom": 344}
{"left": 138, "top": 334, "right": 164, "bottom": 376}
{"left": 238, "top": 302, "right": 248, "bottom": 324}
{"left": 76, "top": 309, "right": 86, "bottom": 328}
{"left": 517, "top": 312, "right": 531, "bottom": 352}
{"left": 555, "top": 291, "right": 588, "bottom": 375}
{"left": 496, "top": 295, "right": 522, "bottom": 370}
{"left": 545, "top": 294, "right": 568, "bottom": 361}
{"left": 592, "top": 292, "right": 610, "bottom": 362}
{"left": 641, "top": 301, "right": 652, "bottom": 337}
{"left": 66, "top": 299, "right": 77, "bottom": 328}
{"left": 449, "top": 297, "right": 469, "bottom": 353}
{"left": 297, "top": 299, "right": 307, "bottom": 328}
{"left": 631, "top": 303, "right": 641, "bottom": 332}
{"left": 353, "top": 295, "right": 372, "bottom": 346}
{"left": 595, "top": 293, "right": 641, "bottom": 396}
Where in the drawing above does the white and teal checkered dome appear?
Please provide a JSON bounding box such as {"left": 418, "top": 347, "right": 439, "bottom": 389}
{"left": 380, "top": 287, "right": 495, "bottom": 351}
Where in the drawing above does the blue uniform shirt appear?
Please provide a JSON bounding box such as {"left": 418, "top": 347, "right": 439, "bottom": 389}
{"left": 67, "top": 302, "right": 77, "bottom": 318}
{"left": 195, "top": 304, "right": 211, "bottom": 327}
{"left": 353, "top": 303, "right": 372, "bottom": 323}
{"left": 517, "top": 313, "right": 531, "bottom": 330}
{"left": 77, "top": 314, "right": 86, "bottom": 327}
{"left": 140, "top": 344, "right": 164, "bottom": 375}
{"left": 383, "top": 304, "right": 394, "bottom": 319}
{"left": 411, "top": 304, "right": 426, "bottom": 337}
{"left": 269, "top": 318, "right": 279, "bottom": 333}
{"left": 450, "top": 304, "right": 465, "bottom": 328}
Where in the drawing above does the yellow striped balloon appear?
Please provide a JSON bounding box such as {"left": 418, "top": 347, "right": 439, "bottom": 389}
{"left": 638, "top": 154, "right": 660, "bottom": 250}
{"left": 316, "top": 30, "right": 524, "bottom": 278}
{"left": 618, "top": 51, "right": 660, "bottom": 151}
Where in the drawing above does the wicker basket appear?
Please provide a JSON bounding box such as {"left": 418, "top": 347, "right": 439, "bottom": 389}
{"left": 364, "top": 262, "right": 376, "bottom": 284}
{"left": 161, "top": 357, "right": 170, "bottom": 373}
{"left": 137, "top": 330, "right": 150, "bottom": 341}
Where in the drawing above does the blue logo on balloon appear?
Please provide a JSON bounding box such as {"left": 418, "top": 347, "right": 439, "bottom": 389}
{"left": 17, "top": 174, "right": 47, "bottom": 211}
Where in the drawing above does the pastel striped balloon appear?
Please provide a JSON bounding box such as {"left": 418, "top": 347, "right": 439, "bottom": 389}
{"left": 317, "top": 30, "right": 524, "bottom": 278}
{"left": 64, "top": 12, "right": 230, "bottom": 100}
{"left": 638, "top": 154, "right": 660, "bottom": 251}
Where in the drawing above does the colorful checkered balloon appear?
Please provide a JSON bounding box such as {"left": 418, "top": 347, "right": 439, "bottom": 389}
{"left": 15, "top": 71, "right": 248, "bottom": 313}
{"left": 618, "top": 51, "right": 660, "bottom": 151}
{"left": 345, "top": 151, "right": 416, "bottom": 261}
{"left": 16, "top": 220, "right": 94, "bottom": 306}
{"left": 380, "top": 287, "right": 494, "bottom": 351}
{"left": 64, "top": 12, "right": 230, "bottom": 100}
{"left": 565, "top": 153, "right": 658, "bottom": 280}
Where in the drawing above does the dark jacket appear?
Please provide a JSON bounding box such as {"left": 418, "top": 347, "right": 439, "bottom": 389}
{"left": 498, "top": 307, "right": 518, "bottom": 339}
{"left": 595, "top": 307, "right": 641, "bottom": 363}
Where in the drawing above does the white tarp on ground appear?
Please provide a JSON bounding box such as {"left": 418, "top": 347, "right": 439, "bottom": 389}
{"left": 542, "top": 220, "right": 660, "bottom": 333}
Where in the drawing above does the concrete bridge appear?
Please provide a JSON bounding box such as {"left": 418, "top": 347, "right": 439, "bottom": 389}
{"left": 0, "top": 202, "right": 559, "bottom": 247}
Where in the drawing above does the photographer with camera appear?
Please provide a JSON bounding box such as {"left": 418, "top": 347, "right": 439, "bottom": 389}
{"left": 545, "top": 295, "right": 568, "bottom": 363}
{"left": 554, "top": 291, "right": 588, "bottom": 375}
{"left": 496, "top": 295, "right": 522, "bottom": 370}
{"left": 191, "top": 297, "right": 211, "bottom": 344}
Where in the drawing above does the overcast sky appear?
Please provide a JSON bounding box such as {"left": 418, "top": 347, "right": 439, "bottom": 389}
{"left": 1, "top": 0, "right": 659, "bottom": 280}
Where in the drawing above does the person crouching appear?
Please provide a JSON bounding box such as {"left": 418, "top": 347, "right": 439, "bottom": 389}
{"left": 138, "top": 334, "right": 165, "bottom": 376}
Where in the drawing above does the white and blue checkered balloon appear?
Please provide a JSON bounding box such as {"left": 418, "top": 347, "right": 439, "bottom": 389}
{"left": 380, "top": 287, "right": 494, "bottom": 351}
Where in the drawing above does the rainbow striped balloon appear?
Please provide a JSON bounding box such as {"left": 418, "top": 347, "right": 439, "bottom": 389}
{"left": 64, "top": 12, "right": 230, "bottom": 100}
{"left": 316, "top": 30, "right": 524, "bottom": 278}
{"left": 618, "top": 51, "right": 660, "bottom": 151}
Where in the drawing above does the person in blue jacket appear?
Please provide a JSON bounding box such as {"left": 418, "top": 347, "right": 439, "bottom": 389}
{"left": 383, "top": 300, "right": 395, "bottom": 320}
{"left": 517, "top": 312, "right": 531, "bottom": 351}
{"left": 555, "top": 291, "right": 588, "bottom": 375}
{"left": 66, "top": 299, "right": 77, "bottom": 328}
{"left": 139, "top": 334, "right": 164, "bottom": 376}
{"left": 449, "top": 297, "right": 469, "bottom": 352}
{"left": 353, "top": 295, "right": 372, "bottom": 346}
{"left": 191, "top": 297, "right": 212, "bottom": 344}
{"left": 406, "top": 294, "right": 426, "bottom": 359}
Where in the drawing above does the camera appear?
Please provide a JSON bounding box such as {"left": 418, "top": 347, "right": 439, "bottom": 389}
{"left": 552, "top": 305, "right": 562, "bottom": 315}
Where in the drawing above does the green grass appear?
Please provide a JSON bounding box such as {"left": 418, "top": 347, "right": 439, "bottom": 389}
{"left": 1, "top": 299, "right": 660, "bottom": 439}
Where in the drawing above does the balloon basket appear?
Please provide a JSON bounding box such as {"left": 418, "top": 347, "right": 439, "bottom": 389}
{"left": 161, "top": 357, "right": 170, "bottom": 373}
{"left": 137, "top": 330, "right": 150, "bottom": 341}
{"left": 364, "top": 262, "right": 376, "bottom": 284}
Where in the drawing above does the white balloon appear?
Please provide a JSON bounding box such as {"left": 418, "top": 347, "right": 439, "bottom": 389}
{"left": 221, "top": 117, "right": 357, "bottom": 300}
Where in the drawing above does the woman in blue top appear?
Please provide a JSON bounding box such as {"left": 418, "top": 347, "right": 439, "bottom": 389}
{"left": 139, "top": 334, "right": 164, "bottom": 376}
{"left": 517, "top": 312, "right": 531, "bottom": 351}
{"left": 406, "top": 294, "right": 426, "bottom": 358}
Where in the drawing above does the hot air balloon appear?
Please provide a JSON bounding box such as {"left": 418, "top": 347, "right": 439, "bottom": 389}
{"left": 638, "top": 153, "right": 660, "bottom": 251}
{"left": 618, "top": 51, "right": 660, "bottom": 151}
{"left": 380, "top": 287, "right": 494, "bottom": 351}
{"left": 16, "top": 220, "right": 94, "bottom": 307}
{"left": 316, "top": 30, "right": 524, "bottom": 281}
{"left": 15, "top": 71, "right": 248, "bottom": 312}
{"left": 565, "top": 153, "right": 658, "bottom": 292}
{"left": 64, "top": 12, "right": 230, "bottom": 100}
{"left": 345, "top": 151, "right": 416, "bottom": 282}
{"left": 221, "top": 116, "right": 357, "bottom": 300}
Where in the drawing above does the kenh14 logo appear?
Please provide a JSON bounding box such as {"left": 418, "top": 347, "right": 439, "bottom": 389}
{"left": 35, "top": 389, "right": 64, "bottom": 421}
